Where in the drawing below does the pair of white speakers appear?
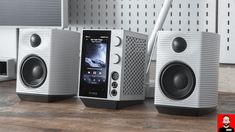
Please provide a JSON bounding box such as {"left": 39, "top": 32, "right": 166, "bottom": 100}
{"left": 16, "top": 29, "right": 220, "bottom": 116}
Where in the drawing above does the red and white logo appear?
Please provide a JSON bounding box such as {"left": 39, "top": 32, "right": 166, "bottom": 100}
{"left": 218, "top": 114, "right": 235, "bottom": 132}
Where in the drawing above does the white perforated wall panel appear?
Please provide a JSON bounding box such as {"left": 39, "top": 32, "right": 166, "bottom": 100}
{"left": 67, "top": 0, "right": 217, "bottom": 60}
{"left": 218, "top": 0, "right": 235, "bottom": 64}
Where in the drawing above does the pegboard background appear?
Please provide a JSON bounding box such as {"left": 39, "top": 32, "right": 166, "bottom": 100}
{"left": 67, "top": 0, "right": 217, "bottom": 60}
{"left": 218, "top": 0, "right": 235, "bottom": 64}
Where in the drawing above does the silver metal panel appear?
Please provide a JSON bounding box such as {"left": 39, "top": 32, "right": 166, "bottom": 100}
{"left": 0, "top": 0, "right": 66, "bottom": 28}
{"left": 218, "top": 0, "right": 235, "bottom": 64}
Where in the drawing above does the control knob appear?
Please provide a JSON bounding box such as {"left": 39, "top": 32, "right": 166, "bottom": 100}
{"left": 112, "top": 54, "right": 121, "bottom": 64}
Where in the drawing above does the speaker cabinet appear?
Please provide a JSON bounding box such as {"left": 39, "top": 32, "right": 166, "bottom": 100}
{"left": 155, "top": 31, "right": 220, "bottom": 116}
{"left": 17, "top": 29, "right": 80, "bottom": 102}
{"left": 79, "top": 30, "right": 148, "bottom": 109}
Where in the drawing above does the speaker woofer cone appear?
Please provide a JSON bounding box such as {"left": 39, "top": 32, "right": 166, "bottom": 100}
{"left": 160, "top": 62, "right": 196, "bottom": 100}
{"left": 20, "top": 55, "right": 47, "bottom": 88}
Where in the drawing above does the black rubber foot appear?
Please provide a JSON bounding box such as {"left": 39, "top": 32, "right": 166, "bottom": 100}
{"left": 17, "top": 93, "right": 76, "bottom": 103}
{"left": 81, "top": 98, "right": 143, "bottom": 109}
{"left": 156, "top": 105, "right": 216, "bottom": 116}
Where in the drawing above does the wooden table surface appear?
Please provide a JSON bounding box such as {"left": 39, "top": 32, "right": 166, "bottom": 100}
{"left": 0, "top": 81, "right": 233, "bottom": 132}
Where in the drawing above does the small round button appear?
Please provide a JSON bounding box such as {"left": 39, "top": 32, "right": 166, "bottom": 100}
{"left": 112, "top": 82, "right": 118, "bottom": 88}
{"left": 111, "top": 89, "right": 117, "bottom": 96}
{"left": 114, "top": 36, "right": 122, "bottom": 47}
{"left": 112, "top": 72, "right": 119, "bottom": 80}
{"left": 172, "top": 37, "right": 187, "bottom": 53}
{"left": 30, "top": 34, "right": 41, "bottom": 47}
{"left": 112, "top": 54, "right": 121, "bottom": 64}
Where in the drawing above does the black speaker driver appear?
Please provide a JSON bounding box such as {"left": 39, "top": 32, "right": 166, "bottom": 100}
{"left": 160, "top": 62, "right": 196, "bottom": 100}
{"left": 20, "top": 55, "right": 47, "bottom": 88}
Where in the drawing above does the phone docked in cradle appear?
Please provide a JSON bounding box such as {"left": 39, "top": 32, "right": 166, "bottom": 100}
{"left": 79, "top": 30, "right": 111, "bottom": 99}
{"left": 79, "top": 30, "right": 148, "bottom": 109}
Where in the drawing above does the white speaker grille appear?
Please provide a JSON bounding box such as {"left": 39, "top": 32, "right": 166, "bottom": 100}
{"left": 122, "top": 36, "right": 147, "bottom": 95}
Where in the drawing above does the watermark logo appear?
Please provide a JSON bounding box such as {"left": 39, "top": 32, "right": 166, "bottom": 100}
{"left": 218, "top": 114, "right": 235, "bottom": 132}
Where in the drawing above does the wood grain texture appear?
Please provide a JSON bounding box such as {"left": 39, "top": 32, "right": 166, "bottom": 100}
{"left": 0, "top": 81, "right": 232, "bottom": 132}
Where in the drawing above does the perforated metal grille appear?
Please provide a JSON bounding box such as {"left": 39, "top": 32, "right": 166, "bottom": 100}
{"left": 123, "top": 36, "right": 147, "bottom": 95}
{"left": 68, "top": 0, "right": 216, "bottom": 34}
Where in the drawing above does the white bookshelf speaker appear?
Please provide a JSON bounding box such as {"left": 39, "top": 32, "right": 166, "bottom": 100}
{"left": 155, "top": 31, "right": 220, "bottom": 116}
{"left": 17, "top": 29, "right": 80, "bottom": 102}
{"left": 78, "top": 30, "right": 148, "bottom": 109}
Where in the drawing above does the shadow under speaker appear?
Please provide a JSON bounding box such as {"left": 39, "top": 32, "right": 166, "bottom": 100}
{"left": 79, "top": 30, "right": 148, "bottom": 109}
{"left": 17, "top": 29, "right": 80, "bottom": 102}
{"left": 155, "top": 31, "right": 220, "bottom": 116}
